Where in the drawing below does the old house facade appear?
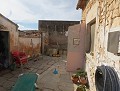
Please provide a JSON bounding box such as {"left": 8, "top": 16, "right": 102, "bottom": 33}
{"left": 0, "top": 13, "right": 18, "bottom": 68}
{"left": 0, "top": 13, "right": 19, "bottom": 51}
{"left": 39, "top": 20, "right": 80, "bottom": 55}
{"left": 19, "top": 30, "right": 41, "bottom": 56}
{"left": 77, "top": 0, "right": 120, "bottom": 91}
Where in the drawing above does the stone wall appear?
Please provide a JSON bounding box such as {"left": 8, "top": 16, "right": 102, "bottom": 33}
{"left": 18, "top": 30, "right": 41, "bottom": 56}
{"left": 81, "top": 0, "right": 120, "bottom": 91}
{"left": 39, "top": 20, "right": 80, "bottom": 54}
{"left": 19, "top": 30, "right": 40, "bottom": 38}
{"left": 0, "top": 14, "right": 18, "bottom": 51}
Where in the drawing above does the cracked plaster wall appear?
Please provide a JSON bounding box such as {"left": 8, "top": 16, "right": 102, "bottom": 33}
{"left": 0, "top": 15, "right": 18, "bottom": 51}
{"left": 19, "top": 37, "right": 41, "bottom": 56}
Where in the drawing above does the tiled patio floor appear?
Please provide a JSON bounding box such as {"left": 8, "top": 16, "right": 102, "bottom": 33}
{"left": 0, "top": 55, "right": 75, "bottom": 91}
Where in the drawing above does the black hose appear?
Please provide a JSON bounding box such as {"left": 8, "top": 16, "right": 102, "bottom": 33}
{"left": 95, "top": 65, "right": 120, "bottom": 91}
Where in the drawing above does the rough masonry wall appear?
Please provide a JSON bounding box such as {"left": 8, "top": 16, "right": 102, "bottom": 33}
{"left": 82, "top": 0, "right": 120, "bottom": 91}
{"left": 19, "top": 37, "right": 41, "bottom": 56}
{"left": 0, "top": 15, "right": 18, "bottom": 51}
{"left": 49, "top": 31, "right": 67, "bottom": 49}
{"left": 39, "top": 20, "right": 80, "bottom": 54}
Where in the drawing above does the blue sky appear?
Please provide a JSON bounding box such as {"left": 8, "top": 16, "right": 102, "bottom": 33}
{"left": 0, "top": 0, "right": 82, "bottom": 30}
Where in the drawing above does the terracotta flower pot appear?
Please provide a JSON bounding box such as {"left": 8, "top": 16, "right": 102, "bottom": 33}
{"left": 71, "top": 76, "right": 79, "bottom": 84}
{"left": 79, "top": 77, "right": 87, "bottom": 85}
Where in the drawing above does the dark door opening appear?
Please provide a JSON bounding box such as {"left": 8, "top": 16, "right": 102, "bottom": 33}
{"left": 0, "top": 31, "right": 10, "bottom": 70}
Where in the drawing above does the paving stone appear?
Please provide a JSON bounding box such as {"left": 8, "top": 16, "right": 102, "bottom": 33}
{"left": 0, "top": 69, "right": 11, "bottom": 76}
{"left": 58, "top": 84, "right": 74, "bottom": 91}
{"left": 13, "top": 74, "right": 19, "bottom": 78}
{"left": 59, "top": 69, "right": 68, "bottom": 74}
{"left": 37, "top": 83, "right": 44, "bottom": 89}
{"left": 39, "top": 65, "right": 46, "bottom": 69}
{"left": 32, "top": 65, "right": 39, "bottom": 69}
{"left": 33, "top": 65, "right": 41, "bottom": 69}
{"left": 11, "top": 70, "right": 21, "bottom": 75}
{"left": 0, "top": 87, "right": 6, "bottom": 91}
{"left": 3, "top": 81, "right": 15, "bottom": 89}
{"left": 22, "top": 67, "right": 32, "bottom": 72}
{"left": 2, "top": 73, "right": 13, "bottom": 79}
{"left": 0, "top": 77, "right": 7, "bottom": 86}
{"left": 38, "top": 66, "right": 44, "bottom": 70}
{"left": 40, "top": 74, "right": 60, "bottom": 83}
{"left": 59, "top": 74, "right": 72, "bottom": 83}
{"left": 31, "top": 68, "right": 38, "bottom": 73}
{"left": 43, "top": 88, "right": 54, "bottom": 91}
{"left": 36, "top": 88, "right": 43, "bottom": 91}
{"left": 42, "top": 66, "right": 49, "bottom": 71}
{"left": 47, "top": 61, "right": 55, "bottom": 65}
{"left": 37, "top": 69, "right": 44, "bottom": 74}
{"left": 46, "top": 64, "right": 51, "bottom": 67}
{"left": 58, "top": 81, "right": 74, "bottom": 91}
{"left": 26, "top": 67, "right": 34, "bottom": 71}
{"left": 43, "top": 82, "right": 59, "bottom": 90}
{"left": 8, "top": 77, "right": 18, "bottom": 82}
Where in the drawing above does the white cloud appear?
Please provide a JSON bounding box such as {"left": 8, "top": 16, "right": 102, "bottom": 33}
{"left": 0, "top": 0, "right": 82, "bottom": 29}
{"left": 18, "top": 24, "right": 34, "bottom": 30}
{"left": 0, "top": 0, "right": 37, "bottom": 22}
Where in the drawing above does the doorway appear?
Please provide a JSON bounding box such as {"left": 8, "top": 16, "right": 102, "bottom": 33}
{"left": 0, "top": 31, "right": 10, "bottom": 70}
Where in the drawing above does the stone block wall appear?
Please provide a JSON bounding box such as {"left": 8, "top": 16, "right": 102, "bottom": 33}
{"left": 39, "top": 20, "right": 80, "bottom": 54}
{"left": 80, "top": 0, "right": 120, "bottom": 91}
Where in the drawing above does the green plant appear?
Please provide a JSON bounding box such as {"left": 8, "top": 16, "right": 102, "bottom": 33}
{"left": 72, "top": 74, "right": 78, "bottom": 77}
{"left": 71, "top": 69, "right": 88, "bottom": 85}
{"left": 76, "top": 69, "right": 87, "bottom": 77}
{"left": 75, "top": 69, "right": 88, "bottom": 85}
{"left": 76, "top": 85, "right": 86, "bottom": 91}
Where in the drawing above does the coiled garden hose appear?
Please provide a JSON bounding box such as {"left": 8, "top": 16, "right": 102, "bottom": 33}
{"left": 95, "top": 65, "right": 120, "bottom": 91}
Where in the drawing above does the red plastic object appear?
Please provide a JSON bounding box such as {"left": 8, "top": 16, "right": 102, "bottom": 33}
{"left": 11, "top": 51, "right": 28, "bottom": 65}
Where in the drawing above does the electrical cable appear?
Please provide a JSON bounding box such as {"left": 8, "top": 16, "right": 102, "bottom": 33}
{"left": 95, "top": 65, "right": 120, "bottom": 91}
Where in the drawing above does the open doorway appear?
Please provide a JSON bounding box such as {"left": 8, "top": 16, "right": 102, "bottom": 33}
{"left": 0, "top": 31, "right": 10, "bottom": 70}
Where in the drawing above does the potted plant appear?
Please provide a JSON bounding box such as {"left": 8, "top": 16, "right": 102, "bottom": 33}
{"left": 79, "top": 71, "right": 88, "bottom": 85}
{"left": 75, "top": 69, "right": 88, "bottom": 85}
{"left": 71, "top": 69, "right": 88, "bottom": 85}
{"left": 76, "top": 85, "right": 86, "bottom": 91}
{"left": 71, "top": 74, "right": 79, "bottom": 84}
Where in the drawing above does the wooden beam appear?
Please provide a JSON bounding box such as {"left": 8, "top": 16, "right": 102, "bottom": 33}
{"left": 76, "top": 0, "right": 86, "bottom": 10}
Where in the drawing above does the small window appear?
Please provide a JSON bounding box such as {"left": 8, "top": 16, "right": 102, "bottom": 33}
{"left": 85, "top": 18, "right": 96, "bottom": 55}
{"left": 107, "top": 31, "right": 120, "bottom": 56}
{"left": 118, "top": 36, "right": 120, "bottom": 53}
{"left": 90, "top": 22, "right": 96, "bottom": 53}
